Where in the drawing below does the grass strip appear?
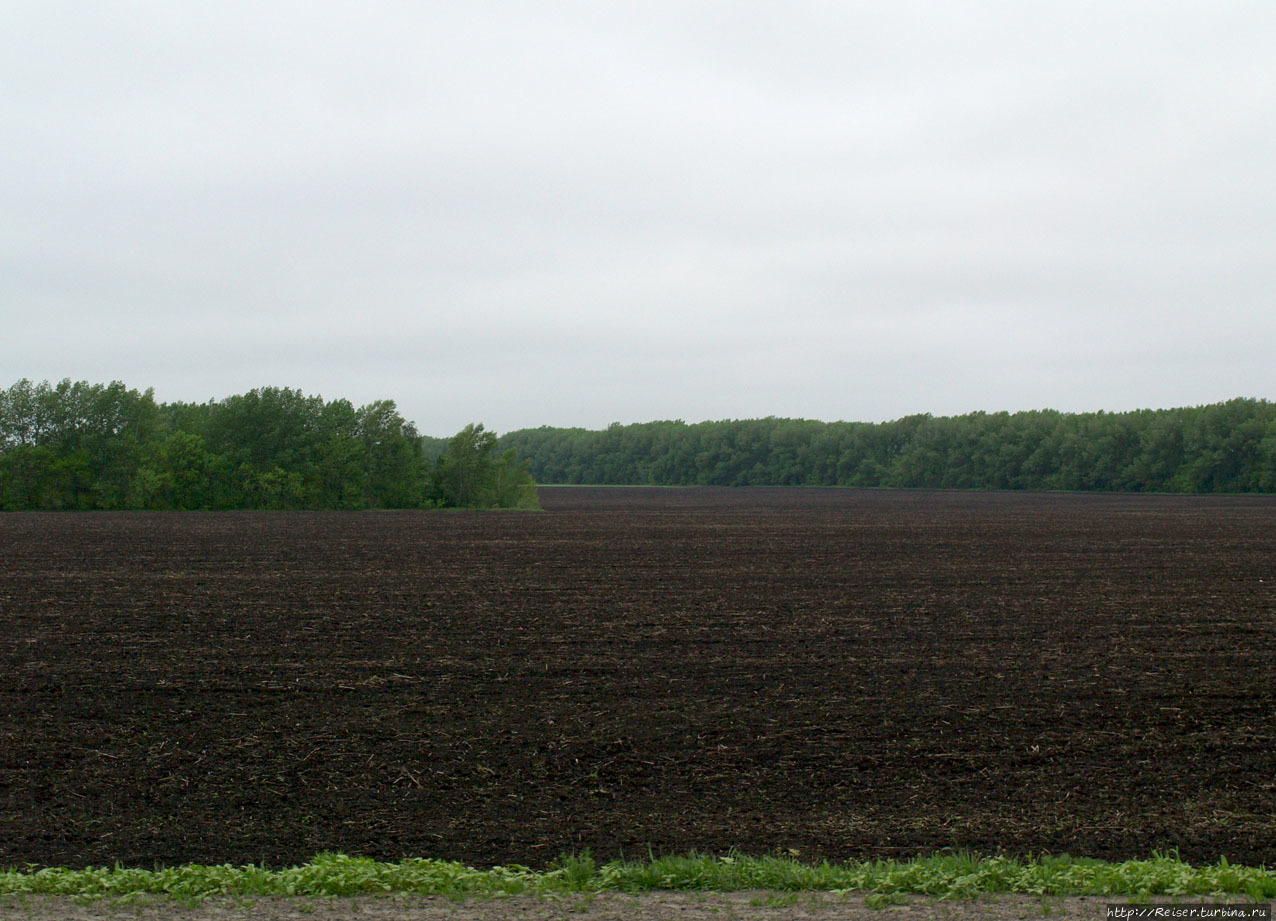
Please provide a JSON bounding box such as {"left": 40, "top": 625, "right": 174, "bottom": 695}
{"left": 2, "top": 851, "right": 1274, "bottom": 904}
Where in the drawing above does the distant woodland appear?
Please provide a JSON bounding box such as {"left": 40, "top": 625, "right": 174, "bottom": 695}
{"left": 499, "top": 399, "right": 1276, "bottom": 493}
{"left": 0, "top": 379, "right": 537, "bottom": 510}
{"left": 4, "top": 380, "right": 1274, "bottom": 509}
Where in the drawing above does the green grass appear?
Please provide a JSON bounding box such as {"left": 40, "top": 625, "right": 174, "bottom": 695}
{"left": 2, "top": 851, "right": 1274, "bottom": 905}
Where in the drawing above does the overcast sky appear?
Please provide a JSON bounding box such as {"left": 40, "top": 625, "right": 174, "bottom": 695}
{"left": 3, "top": 2, "right": 1273, "bottom": 435}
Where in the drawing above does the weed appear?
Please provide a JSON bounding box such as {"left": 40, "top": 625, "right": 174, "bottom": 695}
{"left": 546, "top": 850, "right": 598, "bottom": 892}
{"left": 864, "top": 891, "right": 910, "bottom": 909}
{"left": 2, "top": 850, "right": 1274, "bottom": 905}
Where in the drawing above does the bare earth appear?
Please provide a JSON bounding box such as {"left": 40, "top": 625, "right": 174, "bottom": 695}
{"left": 0, "top": 892, "right": 1218, "bottom": 921}
{"left": 5, "top": 488, "right": 1276, "bottom": 869}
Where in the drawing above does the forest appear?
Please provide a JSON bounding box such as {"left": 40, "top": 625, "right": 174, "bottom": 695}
{"left": 4, "top": 380, "right": 1274, "bottom": 509}
{"left": 0, "top": 379, "right": 537, "bottom": 510}
{"left": 498, "top": 399, "right": 1276, "bottom": 493}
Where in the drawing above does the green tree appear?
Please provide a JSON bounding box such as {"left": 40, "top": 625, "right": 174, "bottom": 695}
{"left": 142, "top": 431, "right": 217, "bottom": 509}
{"left": 433, "top": 424, "right": 538, "bottom": 508}
{"left": 491, "top": 448, "right": 540, "bottom": 508}
{"left": 356, "top": 399, "right": 427, "bottom": 507}
{"left": 433, "top": 423, "right": 498, "bottom": 507}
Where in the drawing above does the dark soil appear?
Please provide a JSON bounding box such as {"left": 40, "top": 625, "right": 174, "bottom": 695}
{"left": 2, "top": 487, "right": 1274, "bottom": 869}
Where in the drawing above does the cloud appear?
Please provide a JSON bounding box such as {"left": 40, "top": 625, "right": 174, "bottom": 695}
{"left": 2, "top": 2, "right": 1273, "bottom": 433}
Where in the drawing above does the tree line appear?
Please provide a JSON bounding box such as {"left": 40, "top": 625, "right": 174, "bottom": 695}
{"left": 7, "top": 380, "right": 1271, "bottom": 505}
{"left": 498, "top": 399, "right": 1276, "bottom": 493}
{"left": 0, "top": 379, "right": 538, "bottom": 510}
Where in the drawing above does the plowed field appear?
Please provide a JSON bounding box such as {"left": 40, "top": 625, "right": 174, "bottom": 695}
{"left": 2, "top": 487, "right": 1274, "bottom": 869}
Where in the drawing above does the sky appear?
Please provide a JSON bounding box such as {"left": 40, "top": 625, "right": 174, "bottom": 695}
{"left": 2, "top": 2, "right": 1274, "bottom": 436}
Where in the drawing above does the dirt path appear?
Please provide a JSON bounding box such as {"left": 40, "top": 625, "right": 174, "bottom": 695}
{"left": 0, "top": 891, "right": 1144, "bottom": 921}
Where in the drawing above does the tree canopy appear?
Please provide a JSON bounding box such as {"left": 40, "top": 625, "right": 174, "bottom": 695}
{"left": 6, "top": 381, "right": 1273, "bottom": 505}
{"left": 497, "top": 400, "right": 1276, "bottom": 494}
{"left": 431, "top": 424, "right": 539, "bottom": 509}
{"left": 0, "top": 379, "right": 538, "bottom": 510}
